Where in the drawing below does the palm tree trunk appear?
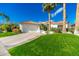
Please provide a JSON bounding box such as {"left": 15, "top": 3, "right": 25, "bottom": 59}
{"left": 62, "top": 3, "right": 66, "bottom": 33}
{"left": 48, "top": 12, "right": 51, "bottom": 31}
{"left": 74, "top": 3, "right": 79, "bottom": 34}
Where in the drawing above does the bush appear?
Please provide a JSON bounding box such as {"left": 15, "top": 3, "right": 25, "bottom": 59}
{"left": 12, "top": 28, "right": 20, "bottom": 34}
{"left": 40, "top": 24, "right": 47, "bottom": 31}
{"left": 0, "top": 29, "right": 2, "bottom": 33}
{"left": 0, "top": 24, "right": 12, "bottom": 32}
{"left": 51, "top": 28, "right": 61, "bottom": 33}
{"left": 68, "top": 28, "right": 74, "bottom": 33}
{"left": 0, "top": 24, "right": 21, "bottom": 33}
{"left": 1, "top": 24, "right": 7, "bottom": 31}
{"left": 6, "top": 24, "right": 12, "bottom": 32}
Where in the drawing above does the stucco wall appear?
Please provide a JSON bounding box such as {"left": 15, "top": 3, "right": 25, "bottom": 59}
{"left": 51, "top": 24, "right": 58, "bottom": 28}
{"left": 19, "top": 24, "right": 40, "bottom": 33}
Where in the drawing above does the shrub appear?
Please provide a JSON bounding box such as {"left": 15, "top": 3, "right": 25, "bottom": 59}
{"left": 0, "top": 29, "right": 2, "bottom": 33}
{"left": 12, "top": 28, "right": 20, "bottom": 33}
{"left": 0, "top": 24, "right": 21, "bottom": 33}
{"left": 68, "top": 28, "right": 74, "bottom": 33}
{"left": 51, "top": 28, "right": 61, "bottom": 33}
{"left": 40, "top": 24, "right": 47, "bottom": 31}
{"left": 0, "top": 24, "right": 12, "bottom": 32}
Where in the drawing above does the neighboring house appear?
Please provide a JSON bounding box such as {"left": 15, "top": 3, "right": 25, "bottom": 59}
{"left": 40, "top": 21, "right": 68, "bottom": 29}
{"left": 69, "top": 24, "right": 75, "bottom": 29}
{"left": 19, "top": 21, "right": 40, "bottom": 33}
{"left": 51, "top": 21, "right": 69, "bottom": 29}
{"left": 51, "top": 21, "right": 63, "bottom": 29}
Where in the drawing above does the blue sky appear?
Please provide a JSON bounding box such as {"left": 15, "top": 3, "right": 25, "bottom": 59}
{"left": 0, "top": 3, "right": 77, "bottom": 24}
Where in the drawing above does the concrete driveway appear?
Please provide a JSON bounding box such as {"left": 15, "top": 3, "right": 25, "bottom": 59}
{"left": 0, "top": 32, "right": 42, "bottom": 56}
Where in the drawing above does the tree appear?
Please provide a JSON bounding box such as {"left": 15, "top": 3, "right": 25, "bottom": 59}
{"left": 4, "top": 15, "right": 10, "bottom": 24}
{"left": 42, "top": 3, "right": 56, "bottom": 32}
{"left": 0, "top": 13, "right": 10, "bottom": 32}
{"left": 40, "top": 24, "right": 47, "bottom": 31}
{"left": 74, "top": 3, "right": 79, "bottom": 34}
{"left": 62, "top": 3, "right": 66, "bottom": 33}
{"left": 0, "top": 13, "right": 10, "bottom": 24}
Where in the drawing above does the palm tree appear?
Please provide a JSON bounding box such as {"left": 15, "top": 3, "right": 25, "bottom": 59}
{"left": 74, "top": 3, "right": 79, "bottom": 34}
{"left": 42, "top": 3, "right": 56, "bottom": 32}
{"left": 4, "top": 15, "right": 10, "bottom": 24}
{"left": 0, "top": 13, "right": 10, "bottom": 32}
{"left": 62, "top": 3, "right": 66, "bottom": 33}
{"left": 0, "top": 13, "right": 10, "bottom": 24}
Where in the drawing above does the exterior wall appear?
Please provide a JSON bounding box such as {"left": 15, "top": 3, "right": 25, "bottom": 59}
{"left": 51, "top": 24, "right": 68, "bottom": 29}
{"left": 66, "top": 24, "right": 68, "bottom": 28}
{"left": 19, "top": 24, "right": 23, "bottom": 32}
{"left": 19, "top": 24, "right": 40, "bottom": 33}
{"left": 51, "top": 24, "right": 58, "bottom": 28}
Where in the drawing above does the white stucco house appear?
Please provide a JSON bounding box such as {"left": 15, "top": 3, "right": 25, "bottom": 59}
{"left": 19, "top": 21, "right": 40, "bottom": 33}
{"left": 40, "top": 21, "right": 68, "bottom": 29}
{"left": 19, "top": 21, "right": 69, "bottom": 33}
{"left": 51, "top": 21, "right": 68, "bottom": 29}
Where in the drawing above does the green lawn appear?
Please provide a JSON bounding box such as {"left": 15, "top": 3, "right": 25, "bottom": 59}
{"left": 9, "top": 33, "right": 79, "bottom": 56}
{"left": 0, "top": 32, "right": 17, "bottom": 38}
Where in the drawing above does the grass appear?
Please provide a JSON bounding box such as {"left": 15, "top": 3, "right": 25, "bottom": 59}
{"left": 9, "top": 33, "right": 79, "bottom": 56}
{"left": 0, "top": 32, "right": 17, "bottom": 38}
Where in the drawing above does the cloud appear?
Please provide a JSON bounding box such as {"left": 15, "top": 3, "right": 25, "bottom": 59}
{"left": 51, "top": 7, "right": 63, "bottom": 18}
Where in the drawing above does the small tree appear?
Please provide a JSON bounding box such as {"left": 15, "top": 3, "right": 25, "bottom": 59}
{"left": 0, "top": 13, "right": 10, "bottom": 32}
{"left": 40, "top": 24, "right": 47, "bottom": 31}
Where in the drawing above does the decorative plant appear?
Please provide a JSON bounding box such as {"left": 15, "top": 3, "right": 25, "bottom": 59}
{"left": 51, "top": 28, "right": 62, "bottom": 33}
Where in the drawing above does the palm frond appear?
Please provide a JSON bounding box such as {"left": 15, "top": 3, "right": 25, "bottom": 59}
{"left": 0, "top": 13, "right": 10, "bottom": 23}
{"left": 42, "top": 3, "right": 56, "bottom": 12}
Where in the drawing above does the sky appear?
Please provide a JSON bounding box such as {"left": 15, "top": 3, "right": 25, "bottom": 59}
{"left": 0, "top": 3, "right": 77, "bottom": 24}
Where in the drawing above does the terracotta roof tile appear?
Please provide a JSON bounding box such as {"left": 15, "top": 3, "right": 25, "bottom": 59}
{"left": 21, "top": 21, "right": 39, "bottom": 24}
{"left": 51, "top": 21, "right": 63, "bottom": 25}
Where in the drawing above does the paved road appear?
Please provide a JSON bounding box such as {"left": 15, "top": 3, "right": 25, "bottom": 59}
{"left": 0, "top": 32, "right": 42, "bottom": 56}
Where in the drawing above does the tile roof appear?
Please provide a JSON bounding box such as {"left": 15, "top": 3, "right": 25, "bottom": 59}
{"left": 39, "top": 21, "right": 63, "bottom": 25}
{"left": 21, "top": 21, "right": 39, "bottom": 24}
{"left": 20, "top": 20, "right": 67, "bottom": 25}
{"left": 51, "top": 21, "right": 63, "bottom": 25}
